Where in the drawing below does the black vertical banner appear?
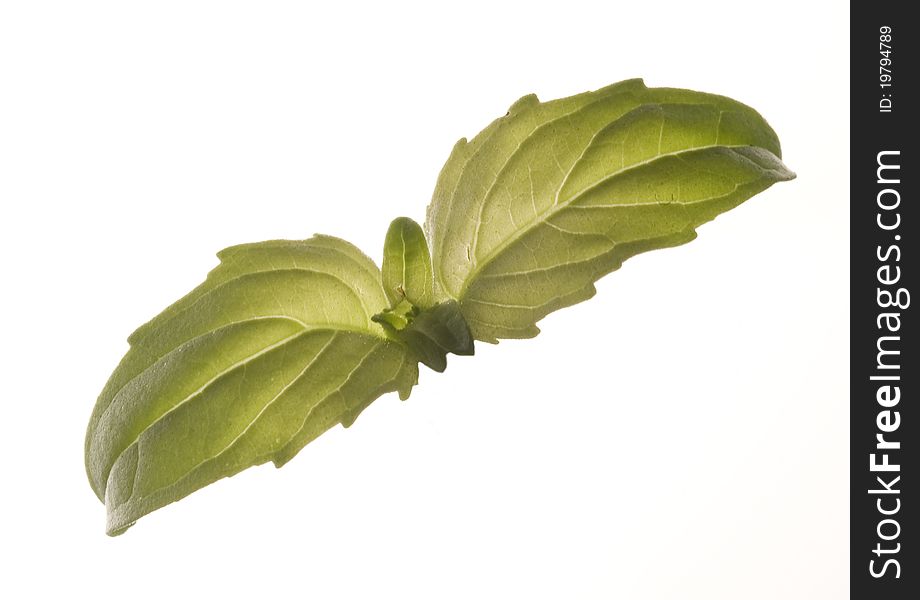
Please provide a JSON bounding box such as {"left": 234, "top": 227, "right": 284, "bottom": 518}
{"left": 851, "top": 4, "right": 916, "bottom": 598}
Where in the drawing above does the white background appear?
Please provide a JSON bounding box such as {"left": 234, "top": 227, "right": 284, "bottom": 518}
{"left": 0, "top": 1, "right": 848, "bottom": 598}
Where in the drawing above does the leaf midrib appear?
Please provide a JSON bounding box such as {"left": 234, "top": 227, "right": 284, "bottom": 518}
{"left": 95, "top": 322, "right": 389, "bottom": 496}
{"left": 98, "top": 265, "right": 392, "bottom": 429}
{"left": 111, "top": 334, "right": 406, "bottom": 513}
{"left": 111, "top": 332, "right": 343, "bottom": 507}
{"left": 457, "top": 143, "right": 763, "bottom": 298}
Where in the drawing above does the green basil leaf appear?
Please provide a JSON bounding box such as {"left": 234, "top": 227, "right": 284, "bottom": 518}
{"left": 85, "top": 236, "right": 418, "bottom": 535}
{"left": 425, "top": 79, "right": 795, "bottom": 342}
{"left": 381, "top": 217, "right": 436, "bottom": 308}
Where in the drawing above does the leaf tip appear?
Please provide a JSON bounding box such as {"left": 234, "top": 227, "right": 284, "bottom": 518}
{"left": 763, "top": 153, "right": 797, "bottom": 183}
{"left": 106, "top": 522, "right": 134, "bottom": 537}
